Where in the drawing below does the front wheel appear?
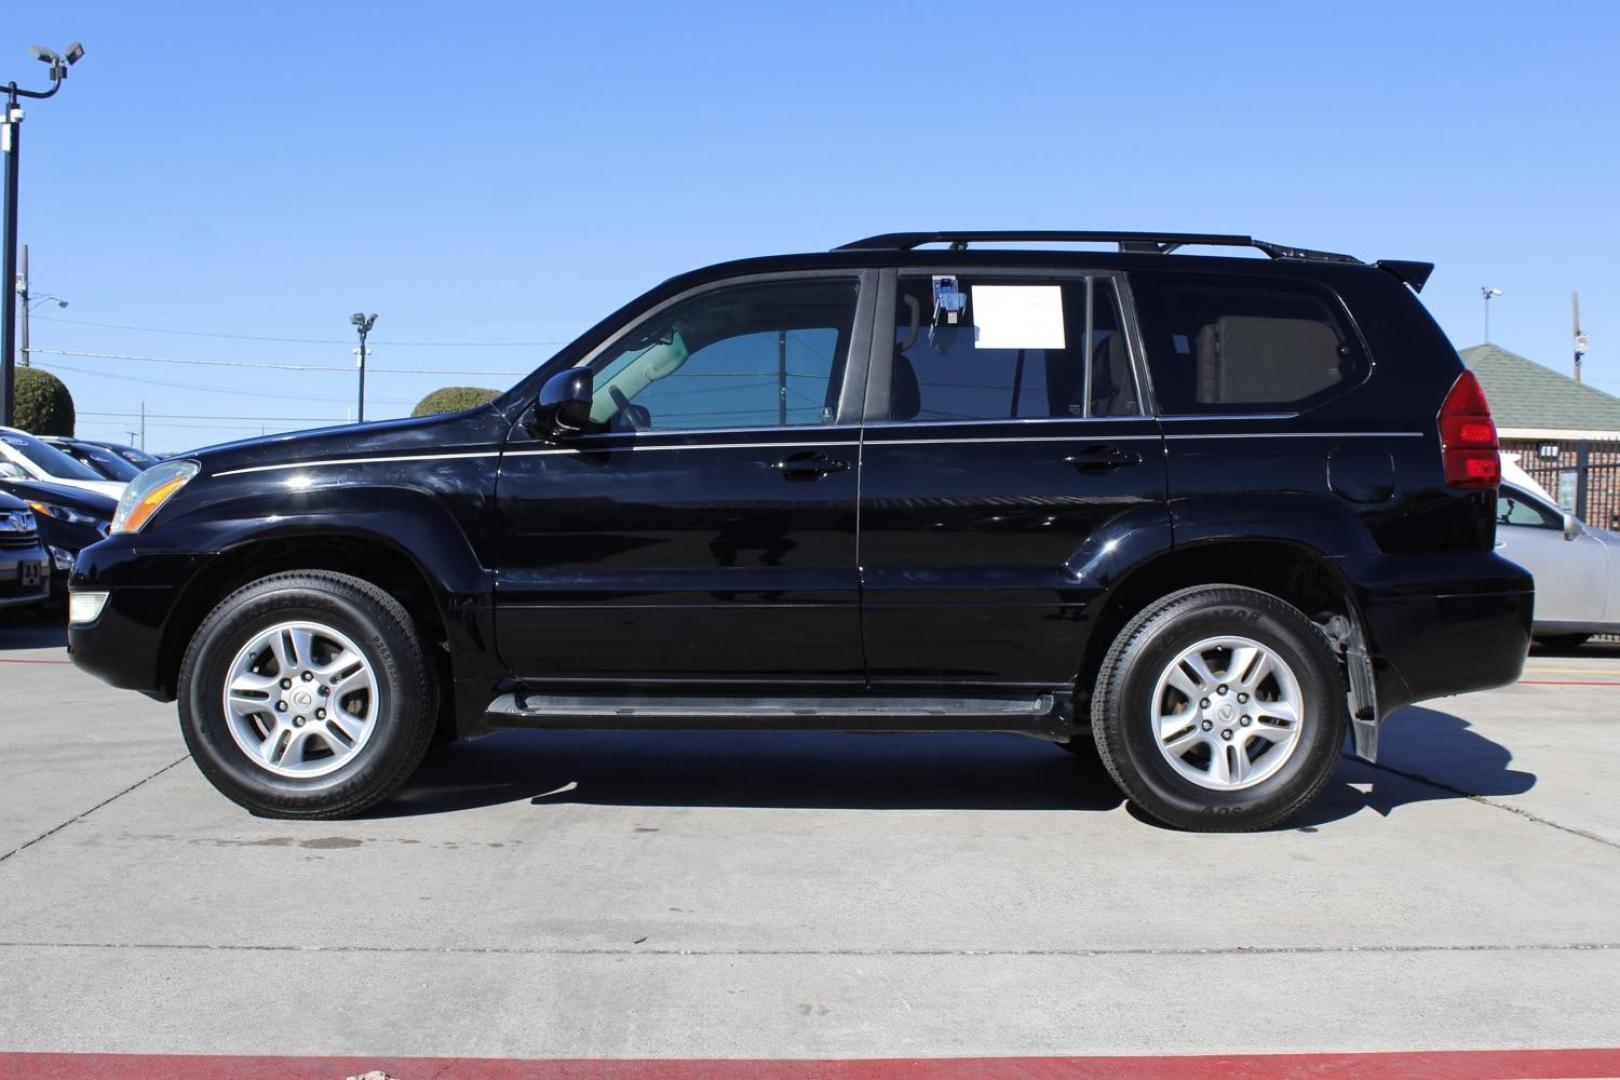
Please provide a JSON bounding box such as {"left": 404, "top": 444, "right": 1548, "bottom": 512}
{"left": 1090, "top": 585, "right": 1347, "bottom": 832}
{"left": 177, "top": 570, "right": 437, "bottom": 818}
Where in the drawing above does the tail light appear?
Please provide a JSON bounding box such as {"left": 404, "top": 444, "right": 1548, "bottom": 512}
{"left": 1438, "top": 370, "right": 1500, "bottom": 489}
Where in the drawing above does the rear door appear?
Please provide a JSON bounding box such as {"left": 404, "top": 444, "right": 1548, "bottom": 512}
{"left": 857, "top": 269, "right": 1169, "bottom": 689}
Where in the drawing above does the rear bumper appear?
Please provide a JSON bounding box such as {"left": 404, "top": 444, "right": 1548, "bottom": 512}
{"left": 67, "top": 536, "right": 207, "bottom": 700}
{"left": 1338, "top": 551, "right": 1534, "bottom": 718}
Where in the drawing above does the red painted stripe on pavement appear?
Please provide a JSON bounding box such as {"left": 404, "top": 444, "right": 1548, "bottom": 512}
{"left": 4, "top": 1049, "right": 1620, "bottom": 1080}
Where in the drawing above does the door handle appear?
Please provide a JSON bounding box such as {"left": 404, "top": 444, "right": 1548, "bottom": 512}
{"left": 772, "top": 450, "right": 849, "bottom": 480}
{"left": 1063, "top": 444, "right": 1141, "bottom": 472}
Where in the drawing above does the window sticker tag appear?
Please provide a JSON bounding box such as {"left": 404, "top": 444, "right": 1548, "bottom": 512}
{"left": 971, "top": 285, "right": 1066, "bottom": 350}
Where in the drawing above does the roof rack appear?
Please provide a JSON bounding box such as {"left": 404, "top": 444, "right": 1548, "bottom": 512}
{"left": 834, "top": 230, "right": 1364, "bottom": 264}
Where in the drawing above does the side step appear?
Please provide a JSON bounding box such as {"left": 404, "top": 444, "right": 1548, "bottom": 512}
{"left": 486, "top": 690, "right": 1066, "bottom": 736}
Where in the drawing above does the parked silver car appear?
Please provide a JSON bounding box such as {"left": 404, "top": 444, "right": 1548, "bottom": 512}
{"left": 1496, "top": 482, "right": 1620, "bottom": 649}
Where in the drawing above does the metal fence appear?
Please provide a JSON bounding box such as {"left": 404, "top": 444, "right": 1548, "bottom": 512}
{"left": 1513, "top": 439, "right": 1620, "bottom": 534}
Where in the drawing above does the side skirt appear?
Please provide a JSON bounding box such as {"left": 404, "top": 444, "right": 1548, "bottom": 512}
{"left": 484, "top": 689, "right": 1075, "bottom": 740}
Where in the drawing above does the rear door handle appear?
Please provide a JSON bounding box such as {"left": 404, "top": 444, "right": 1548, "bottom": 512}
{"left": 1063, "top": 444, "right": 1141, "bottom": 472}
{"left": 772, "top": 450, "right": 850, "bottom": 480}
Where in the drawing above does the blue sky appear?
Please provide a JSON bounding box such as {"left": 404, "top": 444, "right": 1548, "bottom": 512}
{"left": 8, "top": 0, "right": 1619, "bottom": 450}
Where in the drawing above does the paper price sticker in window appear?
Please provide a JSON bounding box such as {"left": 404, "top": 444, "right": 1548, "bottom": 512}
{"left": 971, "top": 285, "right": 1066, "bottom": 350}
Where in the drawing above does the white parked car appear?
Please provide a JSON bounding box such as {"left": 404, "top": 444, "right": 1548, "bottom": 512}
{"left": 1495, "top": 481, "right": 1620, "bottom": 650}
{"left": 0, "top": 427, "right": 126, "bottom": 500}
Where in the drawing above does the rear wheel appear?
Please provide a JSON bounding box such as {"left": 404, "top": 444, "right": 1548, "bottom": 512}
{"left": 178, "top": 571, "right": 436, "bottom": 818}
{"left": 1090, "top": 585, "right": 1346, "bottom": 832}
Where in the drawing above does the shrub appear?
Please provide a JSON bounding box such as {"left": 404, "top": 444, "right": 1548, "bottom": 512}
{"left": 411, "top": 386, "right": 501, "bottom": 417}
{"left": 13, "top": 367, "right": 76, "bottom": 436}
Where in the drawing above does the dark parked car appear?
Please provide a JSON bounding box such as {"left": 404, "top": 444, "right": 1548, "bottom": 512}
{"left": 42, "top": 437, "right": 145, "bottom": 483}
{"left": 66, "top": 230, "right": 1531, "bottom": 829}
{"left": 0, "top": 477, "right": 114, "bottom": 600}
{"left": 0, "top": 491, "right": 51, "bottom": 615}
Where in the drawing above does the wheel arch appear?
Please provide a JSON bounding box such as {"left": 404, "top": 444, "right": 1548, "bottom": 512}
{"left": 154, "top": 527, "right": 465, "bottom": 707}
{"left": 1077, "top": 538, "right": 1358, "bottom": 704}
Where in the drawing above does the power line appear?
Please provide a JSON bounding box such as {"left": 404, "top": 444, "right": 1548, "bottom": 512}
{"left": 33, "top": 360, "right": 398, "bottom": 402}
{"left": 30, "top": 347, "right": 529, "bottom": 377}
{"left": 32, "top": 313, "right": 565, "bottom": 348}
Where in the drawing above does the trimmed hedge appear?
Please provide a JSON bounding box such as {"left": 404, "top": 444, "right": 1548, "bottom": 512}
{"left": 411, "top": 386, "right": 501, "bottom": 417}
{"left": 13, "top": 367, "right": 76, "bottom": 436}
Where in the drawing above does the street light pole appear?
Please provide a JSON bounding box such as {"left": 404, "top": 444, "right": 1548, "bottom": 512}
{"left": 1, "top": 42, "right": 83, "bottom": 428}
{"left": 351, "top": 312, "right": 377, "bottom": 423}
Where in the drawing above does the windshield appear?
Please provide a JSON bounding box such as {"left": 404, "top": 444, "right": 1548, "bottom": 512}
{"left": 1, "top": 431, "right": 107, "bottom": 483}
{"left": 63, "top": 442, "right": 141, "bottom": 481}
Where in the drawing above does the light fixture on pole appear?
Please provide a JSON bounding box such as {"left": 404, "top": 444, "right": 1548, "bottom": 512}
{"left": 2, "top": 41, "right": 84, "bottom": 426}
{"left": 351, "top": 312, "right": 377, "bottom": 423}
{"left": 1480, "top": 287, "right": 1501, "bottom": 344}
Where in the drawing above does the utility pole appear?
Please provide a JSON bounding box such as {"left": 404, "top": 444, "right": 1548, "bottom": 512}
{"left": 15, "top": 243, "right": 67, "bottom": 370}
{"left": 1573, "top": 291, "right": 1589, "bottom": 384}
{"left": 1481, "top": 287, "right": 1501, "bottom": 344}
{"left": 351, "top": 312, "right": 377, "bottom": 423}
{"left": 139, "top": 399, "right": 145, "bottom": 450}
{"left": 2, "top": 42, "right": 84, "bottom": 427}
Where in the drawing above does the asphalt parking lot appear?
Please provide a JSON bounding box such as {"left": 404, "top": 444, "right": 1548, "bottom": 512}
{"left": 2, "top": 614, "right": 1619, "bottom": 1064}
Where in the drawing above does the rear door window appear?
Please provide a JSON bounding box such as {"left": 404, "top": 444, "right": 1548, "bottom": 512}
{"left": 885, "top": 276, "right": 1138, "bottom": 422}
{"left": 1131, "top": 272, "right": 1366, "bottom": 414}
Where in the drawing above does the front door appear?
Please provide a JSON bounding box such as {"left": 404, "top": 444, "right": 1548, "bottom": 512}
{"left": 857, "top": 270, "right": 1170, "bottom": 689}
{"left": 494, "top": 272, "right": 875, "bottom": 688}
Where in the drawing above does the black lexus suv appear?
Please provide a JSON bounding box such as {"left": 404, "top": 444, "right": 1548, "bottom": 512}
{"left": 66, "top": 231, "right": 1533, "bottom": 830}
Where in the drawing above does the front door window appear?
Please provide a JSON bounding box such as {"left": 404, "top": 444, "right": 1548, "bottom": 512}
{"left": 586, "top": 278, "right": 860, "bottom": 433}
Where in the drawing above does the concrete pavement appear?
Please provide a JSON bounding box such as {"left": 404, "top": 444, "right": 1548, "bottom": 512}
{"left": 2, "top": 615, "right": 1618, "bottom": 1060}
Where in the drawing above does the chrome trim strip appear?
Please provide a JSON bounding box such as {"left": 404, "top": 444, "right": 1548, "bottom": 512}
{"left": 868, "top": 434, "right": 1162, "bottom": 447}
{"left": 215, "top": 427, "right": 1423, "bottom": 476}
{"left": 1163, "top": 431, "right": 1425, "bottom": 440}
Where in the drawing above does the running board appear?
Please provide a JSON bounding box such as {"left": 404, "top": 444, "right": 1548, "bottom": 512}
{"left": 485, "top": 690, "right": 1066, "bottom": 736}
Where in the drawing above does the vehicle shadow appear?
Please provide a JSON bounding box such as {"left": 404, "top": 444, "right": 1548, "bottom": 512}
{"left": 0, "top": 608, "right": 67, "bottom": 651}
{"left": 374, "top": 703, "right": 1534, "bottom": 825}
{"left": 1530, "top": 640, "right": 1620, "bottom": 660}
{"left": 374, "top": 729, "right": 1126, "bottom": 817}
{"left": 1285, "top": 705, "right": 1537, "bottom": 829}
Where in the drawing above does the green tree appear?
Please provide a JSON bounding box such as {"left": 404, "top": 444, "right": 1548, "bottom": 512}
{"left": 411, "top": 386, "right": 501, "bottom": 417}
{"left": 13, "top": 368, "right": 76, "bottom": 436}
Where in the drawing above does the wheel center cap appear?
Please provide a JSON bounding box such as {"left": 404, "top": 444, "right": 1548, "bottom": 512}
{"left": 293, "top": 690, "right": 314, "bottom": 708}
{"left": 1218, "top": 703, "right": 1234, "bottom": 721}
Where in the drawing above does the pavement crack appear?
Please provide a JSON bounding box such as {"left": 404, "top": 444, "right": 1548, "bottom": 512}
{"left": 1349, "top": 755, "right": 1620, "bottom": 852}
{"left": 0, "top": 940, "right": 1616, "bottom": 959}
{"left": 0, "top": 756, "right": 189, "bottom": 867}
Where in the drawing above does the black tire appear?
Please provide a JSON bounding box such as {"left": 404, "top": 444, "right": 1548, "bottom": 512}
{"left": 1536, "top": 633, "right": 1590, "bottom": 653}
{"left": 177, "top": 570, "right": 436, "bottom": 819}
{"left": 1090, "top": 584, "right": 1346, "bottom": 832}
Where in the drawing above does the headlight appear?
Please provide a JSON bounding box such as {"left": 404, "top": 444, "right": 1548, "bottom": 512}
{"left": 27, "top": 500, "right": 102, "bottom": 527}
{"left": 111, "top": 459, "right": 200, "bottom": 535}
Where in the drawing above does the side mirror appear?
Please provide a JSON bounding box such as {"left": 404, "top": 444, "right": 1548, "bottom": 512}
{"left": 1563, "top": 512, "right": 1583, "bottom": 541}
{"left": 532, "top": 368, "right": 593, "bottom": 441}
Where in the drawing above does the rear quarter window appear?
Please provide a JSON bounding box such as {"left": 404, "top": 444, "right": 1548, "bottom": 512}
{"left": 1130, "top": 272, "right": 1367, "bottom": 415}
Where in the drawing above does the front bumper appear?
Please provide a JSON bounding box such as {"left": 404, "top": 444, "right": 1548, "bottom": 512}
{"left": 1340, "top": 550, "right": 1534, "bottom": 718}
{"left": 0, "top": 542, "right": 51, "bottom": 610}
{"left": 67, "top": 535, "right": 208, "bottom": 700}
